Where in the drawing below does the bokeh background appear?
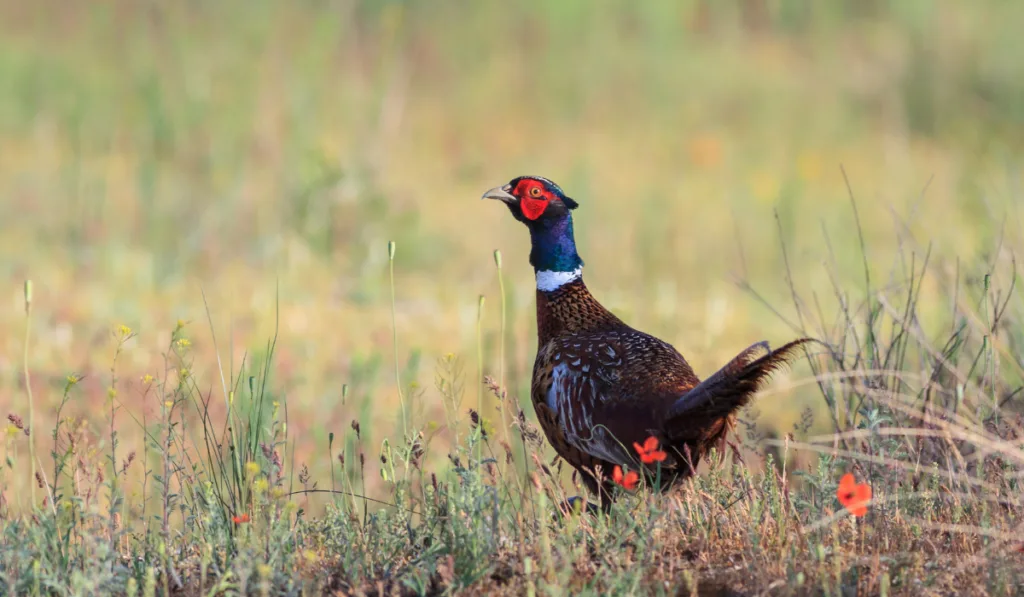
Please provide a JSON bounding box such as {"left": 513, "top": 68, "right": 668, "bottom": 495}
{"left": 2, "top": 0, "right": 1023, "bottom": 496}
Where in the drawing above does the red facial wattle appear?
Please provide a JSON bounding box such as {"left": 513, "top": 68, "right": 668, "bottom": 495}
{"left": 520, "top": 196, "right": 549, "bottom": 220}
{"left": 513, "top": 179, "right": 552, "bottom": 220}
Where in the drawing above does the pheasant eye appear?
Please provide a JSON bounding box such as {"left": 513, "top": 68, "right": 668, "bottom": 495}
{"left": 529, "top": 187, "right": 542, "bottom": 198}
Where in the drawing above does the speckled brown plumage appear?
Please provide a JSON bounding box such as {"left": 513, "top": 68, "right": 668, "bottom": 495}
{"left": 532, "top": 278, "right": 810, "bottom": 502}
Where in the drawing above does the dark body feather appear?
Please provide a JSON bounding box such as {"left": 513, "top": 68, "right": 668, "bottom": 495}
{"left": 532, "top": 277, "right": 810, "bottom": 500}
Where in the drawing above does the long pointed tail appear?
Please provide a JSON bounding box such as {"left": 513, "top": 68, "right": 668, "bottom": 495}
{"left": 665, "top": 338, "right": 813, "bottom": 441}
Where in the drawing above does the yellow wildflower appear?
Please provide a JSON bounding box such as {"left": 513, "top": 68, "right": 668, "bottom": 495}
{"left": 750, "top": 168, "right": 780, "bottom": 205}
{"left": 141, "top": 374, "right": 154, "bottom": 384}
{"left": 245, "top": 461, "right": 260, "bottom": 476}
{"left": 476, "top": 415, "right": 496, "bottom": 438}
{"left": 797, "top": 150, "right": 823, "bottom": 182}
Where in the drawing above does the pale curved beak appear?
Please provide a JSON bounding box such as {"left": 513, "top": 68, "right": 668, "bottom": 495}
{"left": 481, "top": 184, "right": 516, "bottom": 203}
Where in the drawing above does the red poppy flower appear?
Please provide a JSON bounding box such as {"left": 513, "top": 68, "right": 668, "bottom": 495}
{"left": 633, "top": 436, "right": 667, "bottom": 464}
{"left": 836, "top": 473, "right": 871, "bottom": 517}
{"left": 232, "top": 513, "right": 250, "bottom": 524}
{"left": 612, "top": 465, "right": 639, "bottom": 491}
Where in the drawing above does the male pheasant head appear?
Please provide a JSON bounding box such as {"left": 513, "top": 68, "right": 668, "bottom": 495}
{"left": 482, "top": 176, "right": 584, "bottom": 289}
{"left": 481, "top": 176, "right": 579, "bottom": 224}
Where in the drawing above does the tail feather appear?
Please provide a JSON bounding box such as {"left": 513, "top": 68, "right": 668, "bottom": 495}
{"left": 665, "top": 338, "right": 813, "bottom": 441}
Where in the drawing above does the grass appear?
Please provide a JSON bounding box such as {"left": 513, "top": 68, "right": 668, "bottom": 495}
{"left": 1, "top": 0, "right": 1024, "bottom": 594}
{"left": 3, "top": 266, "right": 1023, "bottom": 594}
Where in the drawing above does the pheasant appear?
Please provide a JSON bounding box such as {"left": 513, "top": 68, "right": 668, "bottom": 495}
{"left": 482, "top": 175, "right": 810, "bottom": 508}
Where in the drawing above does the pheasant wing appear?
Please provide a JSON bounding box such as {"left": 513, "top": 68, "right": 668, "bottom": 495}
{"left": 534, "top": 337, "right": 645, "bottom": 470}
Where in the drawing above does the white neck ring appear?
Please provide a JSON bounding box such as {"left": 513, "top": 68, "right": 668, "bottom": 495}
{"left": 536, "top": 268, "right": 583, "bottom": 292}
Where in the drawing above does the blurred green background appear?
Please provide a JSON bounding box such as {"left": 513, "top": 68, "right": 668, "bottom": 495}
{"left": 1, "top": 0, "right": 1022, "bottom": 491}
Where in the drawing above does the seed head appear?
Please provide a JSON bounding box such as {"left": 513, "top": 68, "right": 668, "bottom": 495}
{"left": 411, "top": 438, "right": 425, "bottom": 470}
